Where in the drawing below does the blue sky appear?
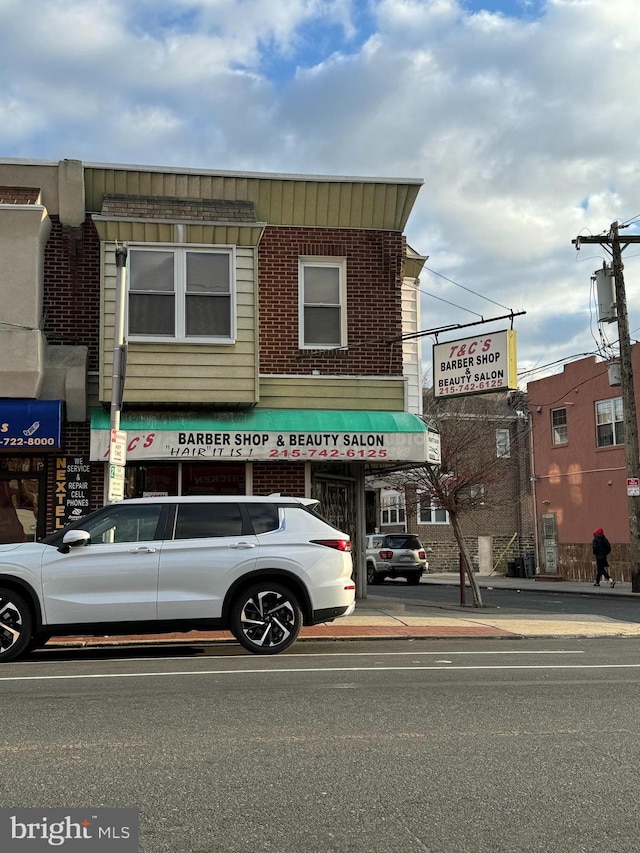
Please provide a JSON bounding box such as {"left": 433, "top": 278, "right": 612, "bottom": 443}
{"left": 1, "top": 0, "right": 639, "bottom": 385}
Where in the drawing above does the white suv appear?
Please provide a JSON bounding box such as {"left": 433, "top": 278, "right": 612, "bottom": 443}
{"left": 366, "top": 533, "right": 429, "bottom": 585}
{"left": 0, "top": 496, "right": 355, "bottom": 661}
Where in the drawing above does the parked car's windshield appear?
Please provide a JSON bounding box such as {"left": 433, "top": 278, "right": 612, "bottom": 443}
{"left": 385, "top": 535, "right": 423, "bottom": 550}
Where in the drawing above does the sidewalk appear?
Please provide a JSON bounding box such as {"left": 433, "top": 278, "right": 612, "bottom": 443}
{"left": 47, "top": 573, "right": 640, "bottom": 650}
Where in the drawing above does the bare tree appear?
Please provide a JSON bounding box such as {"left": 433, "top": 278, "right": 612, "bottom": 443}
{"left": 387, "top": 392, "right": 527, "bottom": 607}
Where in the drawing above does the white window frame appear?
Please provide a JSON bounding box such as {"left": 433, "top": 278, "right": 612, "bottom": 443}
{"left": 298, "top": 256, "right": 347, "bottom": 349}
{"left": 380, "top": 489, "right": 406, "bottom": 527}
{"left": 417, "top": 492, "right": 449, "bottom": 525}
{"left": 551, "top": 407, "right": 568, "bottom": 445}
{"left": 496, "top": 428, "right": 511, "bottom": 459}
{"left": 126, "top": 243, "right": 236, "bottom": 345}
{"left": 596, "top": 397, "right": 624, "bottom": 447}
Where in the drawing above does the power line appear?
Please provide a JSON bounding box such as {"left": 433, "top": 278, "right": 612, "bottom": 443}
{"left": 423, "top": 266, "right": 513, "bottom": 312}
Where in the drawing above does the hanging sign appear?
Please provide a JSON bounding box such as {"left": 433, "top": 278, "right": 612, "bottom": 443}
{"left": 433, "top": 330, "right": 518, "bottom": 398}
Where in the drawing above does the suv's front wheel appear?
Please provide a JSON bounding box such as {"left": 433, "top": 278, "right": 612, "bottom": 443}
{"left": 230, "top": 582, "right": 302, "bottom": 654}
{"left": 0, "top": 587, "right": 33, "bottom": 663}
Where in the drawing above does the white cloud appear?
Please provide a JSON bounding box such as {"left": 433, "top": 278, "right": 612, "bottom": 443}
{"left": 1, "top": 0, "right": 639, "bottom": 381}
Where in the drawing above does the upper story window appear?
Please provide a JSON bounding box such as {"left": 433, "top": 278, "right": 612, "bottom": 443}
{"left": 596, "top": 397, "right": 624, "bottom": 447}
{"left": 551, "top": 408, "right": 568, "bottom": 445}
{"left": 418, "top": 494, "right": 449, "bottom": 524}
{"left": 128, "top": 246, "right": 235, "bottom": 343}
{"left": 299, "top": 257, "right": 346, "bottom": 348}
{"left": 496, "top": 428, "right": 511, "bottom": 458}
{"left": 380, "top": 489, "right": 405, "bottom": 526}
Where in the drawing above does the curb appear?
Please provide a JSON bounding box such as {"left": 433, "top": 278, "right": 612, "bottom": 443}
{"left": 421, "top": 580, "right": 640, "bottom": 600}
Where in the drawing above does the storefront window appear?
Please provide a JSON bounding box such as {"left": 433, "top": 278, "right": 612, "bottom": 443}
{"left": 182, "top": 464, "right": 245, "bottom": 496}
{"left": 125, "top": 464, "right": 179, "bottom": 498}
{"left": 0, "top": 457, "right": 44, "bottom": 543}
{"left": 124, "top": 463, "right": 245, "bottom": 498}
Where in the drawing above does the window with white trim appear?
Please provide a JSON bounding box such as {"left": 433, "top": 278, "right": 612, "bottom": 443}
{"left": 551, "top": 408, "right": 568, "bottom": 445}
{"left": 496, "top": 428, "right": 511, "bottom": 458}
{"left": 596, "top": 397, "right": 624, "bottom": 447}
{"left": 299, "top": 257, "right": 346, "bottom": 348}
{"left": 418, "top": 494, "right": 449, "bottom": 524}
{"left": 380, "top": 489, "right": 405, "bottom": 526}
{"left": 128, "top": 246, "right": 235, "bottom": 343}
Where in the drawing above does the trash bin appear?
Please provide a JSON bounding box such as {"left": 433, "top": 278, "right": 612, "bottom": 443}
{"left": 506, "top": 560, "right": 517, "bottom": 578}
{"left": 516, "top": 557, "right": 525, "bottom": 578}
{"left": 524, "top": 553, "right": 535, "bottom": 578}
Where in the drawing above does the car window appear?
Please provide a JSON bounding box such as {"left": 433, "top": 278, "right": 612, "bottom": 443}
{"left": 247, "top": 503, "right": 281, "bottom": 535}
{"left": 385, "top": 535, "right": 423, "bottom": 550}
{"left": 173, "top": 503, "right": 243, "bottom": 539}
{"left": 82, "top": 505, "right": 163, "bottom": 544}
{"left": 371, "top": 537, "right": 385, "bottom": 548}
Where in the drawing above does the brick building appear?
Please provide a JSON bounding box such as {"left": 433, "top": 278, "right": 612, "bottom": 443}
{"left": 367, "top": 390, "right": 535, "bottom": 574}
{"left": 0, "top": 158, "right": 436, "bottom": 594}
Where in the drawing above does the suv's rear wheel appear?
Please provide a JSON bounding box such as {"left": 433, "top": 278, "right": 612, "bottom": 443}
{"left": 230, "top": 582, "right": 302, "bottom": 654}
{"left": 407, "top": 571, "right": 422, "bottom": 585}
{"left": 0, "top": 587, "right": 33, "bottom": 663}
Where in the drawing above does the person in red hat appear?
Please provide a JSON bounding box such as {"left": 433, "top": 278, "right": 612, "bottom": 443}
{"left": 592, "top": 527, "right": 615, "bottom": 587}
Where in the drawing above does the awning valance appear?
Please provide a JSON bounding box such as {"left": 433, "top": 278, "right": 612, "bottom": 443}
{"left": 90, "top": 409, "right": 440, "bottom": 465}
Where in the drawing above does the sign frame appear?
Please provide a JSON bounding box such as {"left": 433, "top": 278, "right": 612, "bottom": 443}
{"left": 433, "top": 329, "right": 518, "bottom": 398}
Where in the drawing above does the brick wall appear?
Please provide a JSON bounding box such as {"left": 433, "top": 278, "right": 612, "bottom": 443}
{"left": 43, "top": 215, "right": 101, "bottom": 372}
{"left": 252, "top": 462, "right": 306, "bottom": 496}
{"left": 0, "top": 186, "right": 40, "bottom": 204}
{"left": 101, "top": 194, "right": 256, "bottom": 222}
{"left": 41, "top": 215, "right": 101, "bottom": 533}
{"left": 259, "top": 227, "right": 405, "bottom": 375}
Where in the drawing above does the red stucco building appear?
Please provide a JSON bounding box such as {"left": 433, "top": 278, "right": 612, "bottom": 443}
{"left": 527, "top": 351, "right": 640, "bottom": 581}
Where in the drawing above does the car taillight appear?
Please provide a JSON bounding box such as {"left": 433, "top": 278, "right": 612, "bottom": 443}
{"left": 419, "top": 550, "right": 426, "bottom": 559}
{"left": 310, "top": 539, "right": 352, "bottom": 551}
{"left": 379, "top": 550, "right": 393, "bottom": 560}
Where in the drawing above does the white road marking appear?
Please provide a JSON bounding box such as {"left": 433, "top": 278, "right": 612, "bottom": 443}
{"left": 31, "top": 648, "right": 586, "bottom": 665}
{"left": 1, "top": 662, "right": 637, "bottom": 683}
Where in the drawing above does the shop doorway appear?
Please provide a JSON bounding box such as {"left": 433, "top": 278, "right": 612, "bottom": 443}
{"left": 0, "top": 457, "right": 45, "bottom": 543}
{"left": 312, "top": 471, "right": 357, "bottom": 569}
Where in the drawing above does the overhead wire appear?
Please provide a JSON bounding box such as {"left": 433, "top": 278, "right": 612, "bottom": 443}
{"left": 422, "top": 266, "right": 513, "bottom": 312}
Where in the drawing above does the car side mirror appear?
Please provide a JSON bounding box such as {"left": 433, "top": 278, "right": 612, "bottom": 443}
{"left": 59, "top": 529, "right": 91, "bottom": 553}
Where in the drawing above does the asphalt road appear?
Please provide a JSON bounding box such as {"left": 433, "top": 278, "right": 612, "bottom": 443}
{"left": 2, "top": 638, "right": 640, "bottom": 852}
{"left": 369, "top": 578, "right": 640, "bottom": 621}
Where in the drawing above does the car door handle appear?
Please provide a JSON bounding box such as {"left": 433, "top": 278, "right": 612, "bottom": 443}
{"left": 128, "top": 546, "right": 157, "bottom": 554}
{"left": 229, "top": 542, "right": 257, "bottom": 549}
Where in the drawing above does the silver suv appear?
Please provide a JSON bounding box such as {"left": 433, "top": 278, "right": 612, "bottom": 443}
{"left": 366, "top": 533, "right": 429, "bottom": 585}
{"left": 0, "top": 496, "right": 355, "bottom": 661}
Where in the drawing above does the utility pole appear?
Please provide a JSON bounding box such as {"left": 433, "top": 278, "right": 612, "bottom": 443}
{"left": 573, "top": 223, "right": 640, "bottom": 592}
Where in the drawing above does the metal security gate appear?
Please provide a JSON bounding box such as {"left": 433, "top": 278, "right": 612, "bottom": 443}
{"left": 311, "top": 463, "right": 368, "bottom": 598}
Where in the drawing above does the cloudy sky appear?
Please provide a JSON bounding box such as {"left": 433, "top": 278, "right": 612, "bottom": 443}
{"left": 2, "top": 0, "right": 639, "bottom": 387}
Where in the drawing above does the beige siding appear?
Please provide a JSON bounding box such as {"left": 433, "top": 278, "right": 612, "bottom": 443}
{"left": 402, "top": 278, "right": 423, "bottom": 416}
{"left": 258, "top": 377, "right": 406, "bottom": 410}
{"left": 100, "top": 244, "right": 259, "bottom": 405}
{"left": 93, "top": 219, "right": 265, "bottom": 247}
{"left": 85, "top": 168, "right": 422, "bottom": 231}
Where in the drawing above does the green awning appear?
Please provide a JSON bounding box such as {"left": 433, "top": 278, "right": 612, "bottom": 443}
{"left": 90, "top": 409, "right": 439, "bottom": 464}
{"left": 90, "top": 408, "right": 427, "bottom": 433}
